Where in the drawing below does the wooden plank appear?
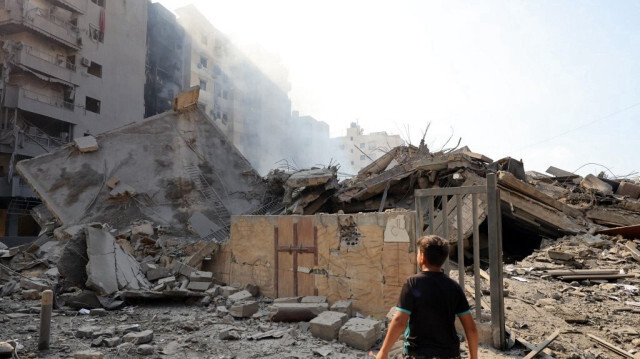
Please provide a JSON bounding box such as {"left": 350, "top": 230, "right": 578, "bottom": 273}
{"left": 625, "top": 242, "right": 640, "bottom": 262}
{"left": 558, "top": 274, "right": 635, "bottom": 281}
{"left": 587, "top": 334, "right": 637, "bottom": 359}
{"left": 276, "top": 217, "right": 294, "bottom": 297}
{"left": 498, "top": 171, "right": 583, "bottom": 218}
{"left": 500, "top": 188, "right": 583, "bottom": 233}
{"left": 522, "top": 330, "right": 560, "bottom": 359}
{"left": 415, "top": 185, "right": 486, "bottom": 196}
{"left": 296, "top": 217, "right": 316, "bottom": 297}
{"left": 544, "top": 269, "right": 619, "bottom": 276}
{"left": 515, "top": 336, "right": 554, "bottom": 359}
{"left": 596, "top": 224, "right": 640, "bottom": 240}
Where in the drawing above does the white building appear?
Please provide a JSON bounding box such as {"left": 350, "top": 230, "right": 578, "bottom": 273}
{"left": 332, "top": 122, "right": 405, "bottom": 174}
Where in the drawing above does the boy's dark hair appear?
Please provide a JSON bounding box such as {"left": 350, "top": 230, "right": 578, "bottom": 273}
{"left": 417, "top": 235, "right": 449, "bottom": 267}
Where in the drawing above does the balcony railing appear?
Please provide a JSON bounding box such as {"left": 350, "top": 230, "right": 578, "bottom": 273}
{"left": 22, "top": 88, "right": 74, "bottom": 111}
{"left": 24, "top": 45, "right": 76, "bottom": 71}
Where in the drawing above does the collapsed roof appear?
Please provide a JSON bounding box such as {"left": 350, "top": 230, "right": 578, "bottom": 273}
{"left": 16, "top": 92, "right": 277, "bottom": 240}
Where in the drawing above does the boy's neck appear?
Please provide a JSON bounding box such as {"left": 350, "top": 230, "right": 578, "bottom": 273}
{"left": 419, "top": 263, "right": 442, "bottom": 272}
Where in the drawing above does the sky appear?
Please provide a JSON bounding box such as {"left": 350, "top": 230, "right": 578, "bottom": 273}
{"left": 157, "top": 0, "right": 640, "bottom": 178}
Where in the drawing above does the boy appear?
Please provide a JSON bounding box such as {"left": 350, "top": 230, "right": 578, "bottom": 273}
{"left": 376, "top": 235, "right": 478, "bottom": 359}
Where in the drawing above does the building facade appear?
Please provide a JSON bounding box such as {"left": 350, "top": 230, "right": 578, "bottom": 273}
{"left": 144, "top": 1, "right": 185, "bottom": 118}
{"left": 332, "top": 122, "right": 405, "bottom": 174}
{"left": 174, "top": 5, "right": 292, "bottom": 174}
{"left": 284, "top": 111, "right": 331, "bottom": 169}
{"left": 0, "top": 0, "right": 147, "bottom": 238}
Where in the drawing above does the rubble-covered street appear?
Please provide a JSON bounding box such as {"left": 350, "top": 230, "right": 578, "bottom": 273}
{"left": 1, "top": 90, "right": 639, "bottom": 358}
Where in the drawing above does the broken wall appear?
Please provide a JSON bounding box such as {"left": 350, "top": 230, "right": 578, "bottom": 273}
{"left": 209, "top": 212, "right": 417, "bottom": 318}
{"left": 15, "top": 107, "right": 269, "bottom": 233}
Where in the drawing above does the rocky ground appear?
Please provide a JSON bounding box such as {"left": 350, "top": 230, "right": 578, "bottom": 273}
{"left": 0, "top": 297, "right": 516, "bottom": 359}
{"left": 2, "top": 232, "right": 639, "bottom": 358}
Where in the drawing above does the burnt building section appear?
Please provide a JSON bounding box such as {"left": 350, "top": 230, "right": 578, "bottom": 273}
{"left": 144, "top": 2, "right": 186, "bottom": 117}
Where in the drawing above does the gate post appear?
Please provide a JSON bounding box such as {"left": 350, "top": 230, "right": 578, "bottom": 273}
{"left": 487, "top": 172, "right": 505, "bottom": 349}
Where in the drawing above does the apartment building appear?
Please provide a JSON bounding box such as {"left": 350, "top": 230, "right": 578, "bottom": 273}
{"left": 0, "top": 0, "right": 147, "bottom": 238}
{"left": 332, "top": 122, "right": 405, "bottom": 174}
{"left": 144, "top": 1, "right": 185, "bottom": 117}
{"left": 285, "top": 111, "right": 331, "bottom": 169}
{"left": 174, "top": 5, "right": 292, "bottom": 174}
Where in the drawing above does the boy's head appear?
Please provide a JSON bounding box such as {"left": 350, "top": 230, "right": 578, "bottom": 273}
{"left": 417, "top": 235, "right": 449, "bottom": 268}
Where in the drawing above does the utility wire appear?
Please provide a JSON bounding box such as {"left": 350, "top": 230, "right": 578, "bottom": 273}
{"left": 520, "top": 100, "right": 640, "bottom": 150}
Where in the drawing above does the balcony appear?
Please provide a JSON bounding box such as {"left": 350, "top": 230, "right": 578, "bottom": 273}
{"left": 0, "top": 1, "right": 81, "bottom": 50}
{"left": 16, "top": 45, "right": 78, "bottom": 85}
{"left": 2, "top": 85, "right": 78, "bottom": 125}
{"left": 47, "top": 0, "right": 85, "bottom": 14}
{"left": 0, "top": 176, "right": 37, "bottom": 198}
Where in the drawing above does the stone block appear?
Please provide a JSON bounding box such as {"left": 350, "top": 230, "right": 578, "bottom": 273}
{"left": 219, "top": 286, "right": 240, "bottom": 297}
{"left": 229, "top": 300, "right": 259, "bottom": 318}
{"left": 580, "top": 174, "right": 613, "bottom": 196}
{"left": 21, "top": 289, "right": 40, "bottom": 300}
{"left": 330, "top": 300, "right": 353, "bottom": 317}
{"left": 74, "top": 350, "right": 104, "bottom": 359}
{"left": 102, "top": 337, "right": 122, "bottom": 347}
{"left": 90, "top": 309, "right": 107, "bottom": 317}
{"left": 20, "top": 278, "right": 50, "bottom": 292}
{"left": 147, "top": 267, "right": 171, "bottom": 282}
{"left": 273, "top": 297, "right": 301, "bottom": 304}
{"left": 268, "top": 303, "right": 329, "bottom": 322}
{"left": 338, "top": 318, "right": 383, "bottom": 351}
{"left": 205, "top": 285, "right": 220, "bottom": 297}
{"left": 310, "top": 311, "right": 349, "bottom": 340}
{"left": 76, "top": 326, "right": 99, "bottom": 339}
{"left": 136, "top": 344, "right": 154, "bottom": 355}
{"left": 245, "top": 283, "right": 259, "bottom": 296}
{"left": 186, "top": 281, "right": 211, "bottom": 292}
{"left": 301, "top": 296, "right": 327, "bottom": 303}
{"left": 74, "top": 136, "right": 98, "bottom": 152}
{"left": 189, "top": 271, "right": 213, "bottom": 282}
{"left": 617, "top": 181, "right": 640, "bottom": 199}
{"left": 131, "top": 222, "right": 154, "bottom": 236}
{"left": 123, "top": 330, "right": 153, "bottom": 345}
{"left": 172, "top": 261, "right": 197, "bottom": 277}
{"left": 157, "top": 276, "right": 176, "bottom": 287}
{"left": 106, "top": 177, "right": 120, "bottom": 190}
{"left": 227, "top": 290, "right": 253, "bottom": 302}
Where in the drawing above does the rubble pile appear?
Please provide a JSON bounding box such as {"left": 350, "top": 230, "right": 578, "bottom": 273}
{"left": 2, "top": 91, "right": 640, "bottom": 357}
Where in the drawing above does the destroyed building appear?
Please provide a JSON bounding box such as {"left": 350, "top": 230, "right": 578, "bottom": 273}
{"left": 1, "top": 84, "right": 639, "bottom": 358}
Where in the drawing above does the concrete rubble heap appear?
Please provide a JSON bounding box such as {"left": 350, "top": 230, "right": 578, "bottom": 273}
{"left": 2, "top": 97, "right": 640, "bottom": 357}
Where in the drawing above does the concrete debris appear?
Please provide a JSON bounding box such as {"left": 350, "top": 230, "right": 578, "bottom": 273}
{"left": 74, "top": 136, "right": 99, "bottom": 153}
{"left": 310, "top": 311, "right": 349, "bottom": 340}
{"left": 85, "top": 227, "right": 150, "bottom": 296}
{"left": 338, "top": 317, "right": 383, "bottom": 351}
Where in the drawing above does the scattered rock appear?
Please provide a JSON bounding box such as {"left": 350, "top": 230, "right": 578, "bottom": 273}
{"left": 122, "top": 329, "right": 154, "bottom": 345}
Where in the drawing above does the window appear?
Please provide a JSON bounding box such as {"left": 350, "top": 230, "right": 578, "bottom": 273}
{"left": 368, "top": 141, "right": 376, "bottom": 150}
{"left": 89, "top": 25, "right": 103, "bottom": 43}
{"left": 213, "top": 65, "right": 221, "bottom": 76}
{"left": 85, "top": 97, "right": 100, "bottom": 113}
{"left": 350, "top": 136, "right": 353, "bottom": 141}
{"left": 90, "top": 0, "right": 105, "bottom": 7}
{"left": 360, "top": 155, "right": 366, "bottom": 160}
{"left": 221, "top": 113, "right": 228, "bottom": 124}
{"left": 339, "top": 144, "right": 345, "bottom": 150}
{"left": 199, "top": 56, "right": 207, "bottom": 68}
{"left": 87, "top": 61, "right": 102, "bottom": 78}
{"left": 198, "top": 102, "right": 206, "bottom": 111}
{"left": 360, "top": 143, "right": 365, "bottom": 148}
{"left": 199, "top": 79, "right": 207, "bottom": 91}
{"left": 222, "top": 90, "right": 228, "bottom": 100}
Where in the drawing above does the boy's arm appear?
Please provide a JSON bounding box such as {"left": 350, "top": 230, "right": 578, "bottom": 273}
{"left": 458, "top": 313, "right": 478, "bottom": 359}
{"left": 376, "top": 310, "right": 409, "bottom": 359}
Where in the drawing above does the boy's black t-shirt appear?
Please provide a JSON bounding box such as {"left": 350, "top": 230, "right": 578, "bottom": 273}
{"left": 396, "top": 270, "right": 471, "bottom": 357}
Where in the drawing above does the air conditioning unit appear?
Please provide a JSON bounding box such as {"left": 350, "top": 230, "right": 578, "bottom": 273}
{"left": 81, "top": 57, "right": 90, "bottom": 67}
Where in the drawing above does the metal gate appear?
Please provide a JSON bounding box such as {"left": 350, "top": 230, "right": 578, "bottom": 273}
{"left": 414, "top": 172, "right": 505, "bottom": 349}
{"left": 274, "top": 217, "right": 319, "bottom": 298}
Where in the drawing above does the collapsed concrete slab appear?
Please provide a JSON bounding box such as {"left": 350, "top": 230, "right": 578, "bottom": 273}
{"left": 338, "top": 317, "right": 383, "bottom": 351}
{"left": 310, "top": 311, "right": 349, "bottom": 340}
{"left": 85, "top": 227, "right": 150, "bottom": 296}
{"left": 16, "top": 106, "right": 274, "bottom": 239}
